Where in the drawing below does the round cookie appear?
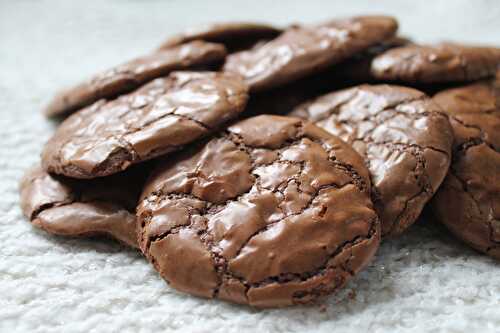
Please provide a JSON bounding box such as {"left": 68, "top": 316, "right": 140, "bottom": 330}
{"left": 223, "top": 16, "right": 398, "bottom": 92}
{"left": 19, "top": 165, "right": 148, "bottom": 248}
{"left": 431, "top": 79, "right": 500, "bottom": 259}
{"left": 137, "top": 115, "right": 380, "bottom": 308}
{"left": 291, "top": 85, "right": 453, "bottom": 236}
{"left": 42, "top": 71, "right": 249, "bottom": 179}
{"left": 158, "top": 22, "right": 282, "bottom": 53}
{"left": 44, "top": 41, "right": 227, "bottom": 117}
{"left": 371, "top": 42, "right": 500, "bottom": 84}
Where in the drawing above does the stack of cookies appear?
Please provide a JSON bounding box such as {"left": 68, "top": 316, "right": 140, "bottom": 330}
{"left": 19, "top": 16, "right": 500, "bottom": 308}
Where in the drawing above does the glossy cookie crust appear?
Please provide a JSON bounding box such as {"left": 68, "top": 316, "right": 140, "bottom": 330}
{"left": 291, "top": 85, "right": 453, "bottom": 236}
{"left": 44, "top": 41, "right": 227, "bottom": 117}
{"left": 137, "top": 115, "right": 380, "bottom": 307}
{"left": 431, "top": 78, "right": 500, "bottom": 259}
{"left": 371, "top": 42, "right": 500, "bottom": 84}
{"left": 223, "top": 16, "right": 398, "bottom": 92}
{"left": 42, "top": 71, "right": 249, "bottom": 179}
{"left": 19, "top": 165, "right": 148, "bottom": 248}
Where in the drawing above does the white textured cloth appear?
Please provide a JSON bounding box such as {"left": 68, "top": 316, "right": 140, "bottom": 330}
{"left": 1, "top": 1, "right": 499, "bottom": 332}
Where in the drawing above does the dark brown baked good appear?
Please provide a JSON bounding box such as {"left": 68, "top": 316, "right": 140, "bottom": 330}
{"left": 137, "top": 115, "right": 380, "bottom": 307}
{"left": 371, "top": 42, "right": 500, "bottom": 84}
{"left": 44, "top": 41, "right": 227, "bottom": 117}
{"left": 223, "top": 16, "right": 398, "bottom": 92}
{"left": 158, "top": 22, "right": 282, "bottom": 53}
{"left": 291, "top": 85, "right": 453, "bottom": 236}
{"left": 42, "top": 71, "right": 249, "bottom": 179}
{"left": 19, "top": 165, "right": 148, "bottom": 248}
{"left": 431, "top": 78, "right": 500, "bottom": 259}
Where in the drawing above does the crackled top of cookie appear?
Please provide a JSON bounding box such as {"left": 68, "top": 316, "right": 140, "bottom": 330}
{"left": 42, "top": 71, "right": 249, "bottom": 179}
{"left": 44, "top": 41, "right": 227, "bottom": 117}
{"left": 371, "top": 42, "right": 500, "bottom": 84}
{"left": 432, "top": 79, "right": 500, "bottom": 258}
{"left": 20, "top": 165, "right": 147, "bottom": 248}
{"left": 223, "top": 16, "right": 398, "bottom": 92}
{"left": 137, "top": 115, "right": 379, "bottom": 307}
{"left": 158, "top": 22, "right": 282, "bottom": 52}
{"left": 291, "top": 85, "right": 453, "bottom": 236}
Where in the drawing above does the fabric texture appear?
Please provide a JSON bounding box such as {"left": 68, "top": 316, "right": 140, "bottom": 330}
{"left": 1, "top": 1, "right": 499, "bottom": 332}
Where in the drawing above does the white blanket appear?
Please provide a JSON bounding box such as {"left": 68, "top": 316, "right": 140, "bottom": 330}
{"left": 1, "top": 1, "right": 499, "bottom": 332}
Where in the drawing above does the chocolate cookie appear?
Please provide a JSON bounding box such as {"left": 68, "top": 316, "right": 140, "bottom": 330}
{"left": 137, "top": 115, "right": 380, "bottom": 307}
{"left": 19, "top": 165, "right": 148, "bottom": 248}
{"left": 431, "top": 79, "right": 500, "bottom": 259}
{"left": 371, "top": 42, "right": 500, "bottom": 84}
{"left": 291, "top": 85, "right": 453, "bottom": 236}
{"left": 223, "top": 16, "right": 398, "bottom": 92}
{"left": 44, "top": 41, "right": 227, "bottom": 117}
{"left": 158, "top": 22, "right": 282, "bottom": 53}
{"left": 42, "top": 71, "right": 249, "bottom": 179}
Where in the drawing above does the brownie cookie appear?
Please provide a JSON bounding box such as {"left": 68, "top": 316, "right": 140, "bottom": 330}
{"left": 291, "top": 85, "right": 453, "bottom": 236}
{"left": 371, "top": 42, "right": 500, "bottom": 84}
{"left": 158, "top": 22, "right": 282, "bottom": 53}
{"left": 137, "top": 115, "right": 380, "bottom": 307}
{"left": 431, "top": 79, "right": 500, "bottom": 259}
{"left": 19, "top": 165, "right": 148, "bottom": 248}
{"left": 42, "top": 71, "right": 249, "bottom": 179}
{"left": 223, "top": 16, "right": 398, "bottom": 92}
{"left": 44, "top": 41, "right": 227, "bottom": 117}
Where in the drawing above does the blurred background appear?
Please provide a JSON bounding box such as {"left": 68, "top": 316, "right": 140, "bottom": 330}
{"left": 2, "top": 0, "right": 500, "bottom": 100}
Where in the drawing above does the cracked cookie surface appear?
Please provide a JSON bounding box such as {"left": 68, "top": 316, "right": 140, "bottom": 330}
{"left": 371, "top": 42, "right": 500, "bottom": 84}
{"left": 137, "top": 115, "right": 380, "bottom": 307}
{"left": 44, "top": 41, "right": 227, "bottom": 117}
{"left": 19, "top": 165, "right": 149, "bottom": 248}
{"left": 431, "top": 78, "right": 500, "bottom": 259}
{"left": 223, "top": 16, "right": 398, "bottom": 92}
{"left": 158, "top": 22, "right": 282, "bottom": 53}
{"left": 42, "top": 71, "right": 249, "bottom": 179}
{"left": 291, "top": 85, "right": 453, "bottom": 236}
